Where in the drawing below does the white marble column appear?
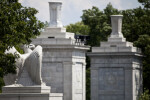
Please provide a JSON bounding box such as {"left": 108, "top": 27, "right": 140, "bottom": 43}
{"left": 49, "top": 1, "right": 63, "bottom": 27}
{"left": 110, "top": 15, "right": 123, "bottom": 38}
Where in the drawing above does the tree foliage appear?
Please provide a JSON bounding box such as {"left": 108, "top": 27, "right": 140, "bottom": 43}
{"left": 0, "top": 0, "right": 44, "bottom": 91}
{"left": 134, "top": 35, "right": 150, "bottom": 91}
{"left": 139, "top": 89, "right": 150, "bottom": 100}
{"left": 86, "top": 67, "right": 90, "bottom": 100}
{"left": 138, "top": 0, "right": 150, "bottom": 8}
{"left": 122, "top": 1, "right": 150, "bottom": 91}
{"left": 122, "top": 7, "right": 150, "bottom": 42}
{"left": 81, "top": 3, "right": 121, "bottom": 46}
{"left": 66, "top": 22, "right": 89, "bottom": 35}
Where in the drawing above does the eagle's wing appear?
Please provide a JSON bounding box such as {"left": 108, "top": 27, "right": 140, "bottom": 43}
{"left": 24, "top": 45, "right": 43, "bottom": 85}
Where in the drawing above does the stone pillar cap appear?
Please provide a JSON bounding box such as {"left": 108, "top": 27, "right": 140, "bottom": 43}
{"left": 49, "top": 1, "right": 62, "bottom": 3}
{"left": 48, "top": 1, "right": 63, "bottom": 27}
{"left": 110, "top": 15, "right": 124, "bottom": 39}
{"left": 111, "top": 15, "right": 123, "bottom": 16}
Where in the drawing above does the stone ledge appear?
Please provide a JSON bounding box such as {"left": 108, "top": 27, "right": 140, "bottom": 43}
{"left": 0, "top": 93, "right": 63, "bottom": 100}
{"left": 2, "top": 85, "right": 51, "bottom": 93}
{"left": 100, "top": 41, "right": 133, "bottom": 47}
{"left": 87, "top": 52, "right": 143, "bottom": 57}
{"left": 108, "top": 37, "right": 126, "bottom": 42}
{"left": 92, "top": 47, "right": 141, "bottom": 53}
{"left": 39, "top": 27, "right": 75, "bottom": 39}
{"left": 44, "top": 27, "right": 66, "bottom": 33}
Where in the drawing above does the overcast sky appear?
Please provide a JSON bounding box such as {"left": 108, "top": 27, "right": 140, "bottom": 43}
{"left": 19, "top": 0, "right": 142, "bottom": 26}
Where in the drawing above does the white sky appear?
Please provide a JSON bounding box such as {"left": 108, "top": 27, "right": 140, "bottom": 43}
{"left": 19, "top": 0, "right": 142, "bottom": 26}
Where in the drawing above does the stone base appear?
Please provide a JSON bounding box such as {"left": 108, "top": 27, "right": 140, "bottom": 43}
{"left": 0, "top": 85, "right": 63, "bottom": 100}
{"left": 0, "top": 93, "right": 63, "bottom": 100}
{"left": 2, "top": 85, "right": 51, "bottom": 93}
{"left": 39, "top": 27, "right": 75, "bottom": 39}
{"left": 92, "top": 36, "right": 141, "bottom": 53}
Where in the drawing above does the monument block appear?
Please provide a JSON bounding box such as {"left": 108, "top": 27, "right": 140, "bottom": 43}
{"left": 32, "top": 1, "right": 89, "bottom": 100}
{"left": 88, "top": 15, "right": 143, "bottom": 100}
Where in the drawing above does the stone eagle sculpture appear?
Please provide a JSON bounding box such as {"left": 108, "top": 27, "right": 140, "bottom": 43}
{"left": 4, "top": 44, "right": 44, "bottom": 86}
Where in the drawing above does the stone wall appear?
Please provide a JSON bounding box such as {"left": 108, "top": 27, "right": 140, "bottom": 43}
{"left": 88, "top": 15, "right": 143, "bottom": 100}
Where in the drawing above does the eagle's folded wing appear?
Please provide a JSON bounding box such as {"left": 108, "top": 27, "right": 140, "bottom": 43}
{"left": 24, "top": 45, "right": 43, "bottom": 85}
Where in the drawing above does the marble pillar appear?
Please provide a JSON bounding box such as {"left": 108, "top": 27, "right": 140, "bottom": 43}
{"left": 32, "top": 1, "right": 90, "bottom": 100}
{"left": 49, "top": 1, "right": 62, "bottom": 27}
{"left": 88, "top": 15, "right": 143, "bottom": 100}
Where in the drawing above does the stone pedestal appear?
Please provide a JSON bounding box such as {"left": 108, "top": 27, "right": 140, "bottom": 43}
{"left": 32, "top": 27, "right": 89, "bottom": 100}
{"left": 49, "top": 1, "right": 63, "bottom": 27}
{"left": 88, "top": 15, "right": 143, "bottom": 100}
{"left": 0, "top": 85, "right": 63, "bottom": 100}
{"left": 32, "top": 2, "right": 89, "bottom": 100}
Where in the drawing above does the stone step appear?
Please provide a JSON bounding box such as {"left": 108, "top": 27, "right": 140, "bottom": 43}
{"left": 100, "top": 41, "right": 133, "bottom": 47}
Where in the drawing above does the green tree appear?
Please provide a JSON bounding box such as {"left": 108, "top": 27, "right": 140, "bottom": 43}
{"left": 81, "top": 3, "right": 121, "bottom": 46}
{"left": 139, "top": 89, "right": 150, "bottom": 100}
{"left": 66, "top": 21, "right": 89, "bottom": 35}
{"left": 134, "top": 35, "right": 150, "bottom": 92}
{"left": 44, "top": 21, "right": 49, "bottom": 29}
{"left": 138, "top": 0, "right": 150, "bottom": 8}
{"left": 122, "top": 0, "right": 150, "bottom": 91}
{"left": 86, "top": 67, "right": 90, "bottom": 100}
{"left": 122, "top": 7, "right": 150, "bottom": 42}
{"left": 0, "top": 0, "right": 44, "bottom": 92}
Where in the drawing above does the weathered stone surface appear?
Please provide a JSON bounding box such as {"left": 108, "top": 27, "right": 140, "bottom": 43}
{"left": 31, "top": 2, "right": 90, "bottom": 100}
{"left": 48, "top": 1, "right": 63, "bottom": 27}
{"left": 38, "top": 27, "right": 75, "bottom": 39}
{"left": 2, "top": 85, "right": 51, "bottom": 93}
{"left": 110, "top": 15, "right": 124, "bottom": 38}
{"left": 4, "top": 45, "right": 44, "bottom": 86}
{"left": 32, "top": 40, "right": 89, "bottom": 100}
{"left": 1, "top": 44, "right": 63, "bottom": 100}
{"left": 0, "top": 93, "right": 63, "bottom": 100}
{"left": 88, "top": 15, "right": 143, "bottom": 100}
